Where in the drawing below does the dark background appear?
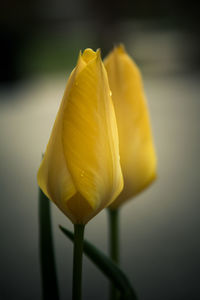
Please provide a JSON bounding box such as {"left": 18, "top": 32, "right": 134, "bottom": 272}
{"left": 0, "top": 0, "right": 200, "bottom": 299}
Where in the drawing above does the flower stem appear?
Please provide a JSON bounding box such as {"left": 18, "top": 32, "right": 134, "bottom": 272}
{"left": 73, "top": 224, "right": 85, "bottom": 300}
{"left": 108, "top": 208, "right": 120, "bottom": 300}
{"left": 39, "top": 188, "right": 59, "bottom": 300}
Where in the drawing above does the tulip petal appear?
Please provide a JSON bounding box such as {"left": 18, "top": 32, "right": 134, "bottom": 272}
{"left": 37, "top": 70, "right": 77, "bottom": 210}
{"left": 104, "top": 45, "right": 156, "bottom": 208}
{"left": 62, "top": 49, "right": 123, "bottom": 212}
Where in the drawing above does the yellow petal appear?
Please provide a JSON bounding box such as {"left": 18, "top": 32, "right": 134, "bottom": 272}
{"left": 37, "top": 48, "right": 123, "bottom": 224}
{"left": 37, "top": 69, "right": 77, "bottom": 212}
{"left": 62, "top": 49, "right": 123, "bottom": 222}
{"left": 104, "top": 45, "right": 157, "bottom": 209}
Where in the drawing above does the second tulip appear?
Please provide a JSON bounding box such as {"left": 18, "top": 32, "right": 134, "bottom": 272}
{"left": 104, "top": 45, "right": 157, "bottom": 209}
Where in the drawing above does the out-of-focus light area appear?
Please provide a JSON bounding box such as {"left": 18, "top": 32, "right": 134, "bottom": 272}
{"left": 0, "top": 0, "right": 200, "bottom": 299}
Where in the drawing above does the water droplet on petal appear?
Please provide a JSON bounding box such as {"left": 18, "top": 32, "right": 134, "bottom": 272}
{"left": 109, "top": 91, "right": 112, "bottom": 96}
{"left": 80, "top": 170, "right": 85, "bottom": 178}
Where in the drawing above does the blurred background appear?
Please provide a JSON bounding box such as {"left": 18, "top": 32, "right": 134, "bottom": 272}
{"left": 0, "top": 0, "right": 200, "bottom": 299}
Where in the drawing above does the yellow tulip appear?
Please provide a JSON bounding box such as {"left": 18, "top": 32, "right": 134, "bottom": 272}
{"left": 104, "top": 45, "right": 157, "bottom": 209}
{"left": 37, "top": 48, "right": 123, "bottom": 224}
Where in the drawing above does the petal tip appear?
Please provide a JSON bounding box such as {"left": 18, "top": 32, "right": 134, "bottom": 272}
{"left": 82, "top": 48, "right": 97, "bottom": 63}
{"left": 77, "top": 50, "right": 82, "bottom": 61}
{"left": 115, "top": 44, "right": 126, "bottom": 54}
{"left": 96, "top": 48, "right": 101, "bottom": 56}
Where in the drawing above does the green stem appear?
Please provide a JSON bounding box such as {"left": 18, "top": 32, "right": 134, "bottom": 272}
{"left": 39, "top": 188, "right": 59, "bottom": 300}
{"left": 108, "top": 208, "right": 120, "bottom": 300}
{"left": 60, "top": 225, "right": 137, "bottom": 300}
{"left": 73, "top": 224, "right": 85, "bottom": 300}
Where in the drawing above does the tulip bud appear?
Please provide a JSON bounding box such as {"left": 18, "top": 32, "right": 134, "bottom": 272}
{"left": 37, "top": 49, "right": 123, "bottom": 224}
{"left": 104, "top": 45, "right": 157, "bottom": 209}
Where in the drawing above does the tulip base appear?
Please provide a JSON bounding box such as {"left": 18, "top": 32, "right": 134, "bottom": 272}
{"left": 73, "top": 224, "right": 85, "bottom": 300}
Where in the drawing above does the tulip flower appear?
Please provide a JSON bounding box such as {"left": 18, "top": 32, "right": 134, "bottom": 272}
{"left": 104, "top": 45, "right": 157, "bottom": 209}
{"left": 37, "top": 48, "right": 124, "bottom": 300}
{"left": 104, "top": 45, "right": 157, "bottom": 300}
{"left": 37, "top": 48, "right": 123, "bottom": 225}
